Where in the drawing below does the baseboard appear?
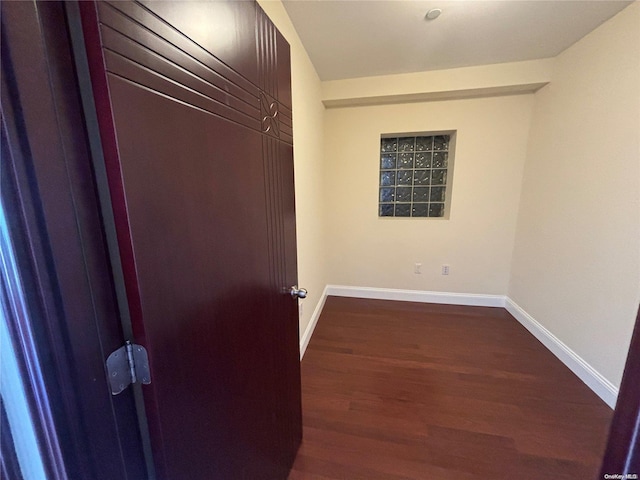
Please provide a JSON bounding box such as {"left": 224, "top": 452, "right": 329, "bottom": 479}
{"left": 299, "top": 285, "right": 328, "bottom": 360}
{"left": 325, "top": 285, "right": 506, "bottom": 307}
{"left": 505, "top": 297, "right": 618, "bottom": 408}
{"left": 298, "top": 284, "right": 618, "bottom": 408}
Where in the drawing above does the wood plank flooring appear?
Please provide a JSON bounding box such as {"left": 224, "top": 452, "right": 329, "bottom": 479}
{"left": 288, "top": 296, "right": 613, "bottom": 480}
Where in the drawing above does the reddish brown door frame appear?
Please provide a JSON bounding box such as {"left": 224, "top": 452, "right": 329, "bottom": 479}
{"left": 600, "top": 306, "right": 640, "bottom": 477}
{"left": 1, "top": 1, "right": 146, "bottom": 478}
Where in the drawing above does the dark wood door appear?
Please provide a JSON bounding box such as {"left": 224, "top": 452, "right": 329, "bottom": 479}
{"left": 78, "top": 1, "right": 301, "bottom": 478}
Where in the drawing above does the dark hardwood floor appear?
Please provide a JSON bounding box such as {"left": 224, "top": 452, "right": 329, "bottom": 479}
{"left": 288, "top": 296, "right": 613, "bottom": 480}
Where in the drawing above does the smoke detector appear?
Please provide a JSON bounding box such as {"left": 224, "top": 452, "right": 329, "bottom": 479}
{"left": 425, "top": 8, "right": 442, "bottom": 20}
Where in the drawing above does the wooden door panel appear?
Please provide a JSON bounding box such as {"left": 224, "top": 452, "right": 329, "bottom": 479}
{"left": 256, "top": 7, "right": 293, "bottom": 143}
{"left": 79, "top": 1, "right": 301, "bottom": 478}
{"left": 141, "top": 0, "right": 260, "bottom": 86}
{"left": 262, "top": 138, "right": 302, "bottom": 461}
{"left": 109, "top": 74, "right": 284, "bottom": 477}
{"left": 280, "top": 143, "right": 298, "bottom": 284}
{"left": 97, "top": 1, "right": 262, "bottom": 131}
{"left": 95, "top": 1, "right": 293, "bottom": 143}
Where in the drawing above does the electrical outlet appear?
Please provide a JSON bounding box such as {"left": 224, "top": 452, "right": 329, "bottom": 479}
{"left": 442, "top": 265, "right": 450, "bottom": 275}
{"left": 414, "top": 263, "right": 422, "bottom": 274}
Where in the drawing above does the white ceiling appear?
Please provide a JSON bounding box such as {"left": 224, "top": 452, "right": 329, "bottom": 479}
{"left": 281, "top": 0, "right": 633, "bottom": 81}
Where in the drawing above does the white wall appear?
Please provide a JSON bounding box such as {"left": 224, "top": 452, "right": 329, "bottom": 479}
{"left": 323, "top": 94, "right": 534, "bottom": 295}
{"left": 509, "top": 2, "right": 640, "bottom": 388}
{"left": 257, "top": 0, "right": 327, "bottom": 339}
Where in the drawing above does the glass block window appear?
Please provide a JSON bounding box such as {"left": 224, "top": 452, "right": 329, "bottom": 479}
{"left": 379, "top": 134, "right": 451, "bottom": 218}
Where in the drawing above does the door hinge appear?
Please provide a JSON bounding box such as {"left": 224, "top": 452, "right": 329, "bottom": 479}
{"left": 106, "top": 341, "right": 151, "bottom": 395}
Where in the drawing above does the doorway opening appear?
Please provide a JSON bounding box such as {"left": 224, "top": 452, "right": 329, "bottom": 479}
{"left": 0, "top": 189, "right": 66, "bottom": 480}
